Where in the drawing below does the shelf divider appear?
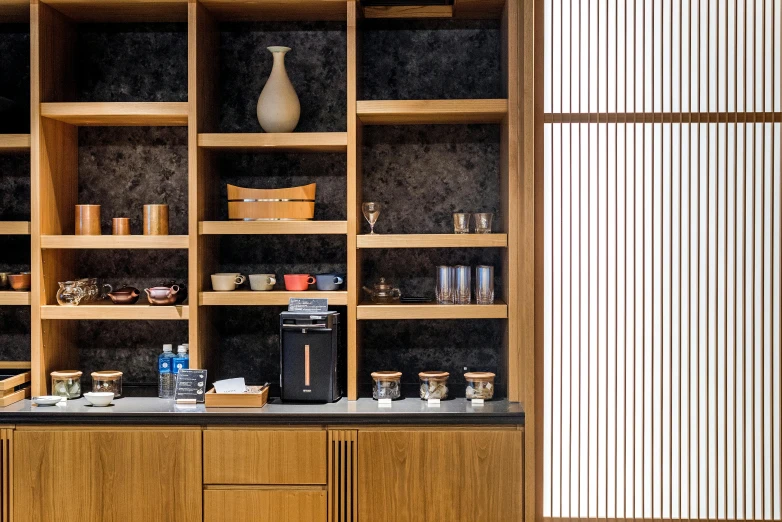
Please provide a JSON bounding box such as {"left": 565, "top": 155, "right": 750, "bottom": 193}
{"left": 356, "top": 99, "right": 508, "bottom": 125}
{"left": 199, "top": 221, "right": 347, "bottom": 235}
{"left": 0, "top": 292, "right": 31, "bottom": 306}
{"left": 357, "top": 300, "right": 508, "bottom": 320}
{"left": 40, "top": 102, "right": 189, "bottom": 126}
{"left": 41, "top": 302, "right": 190, "bottom": 320}
{"left": 198, "top": 132, "right": 348, "bottom": 152}
{"left": 200, "top": 290, "right": 347, "bottom": 306}
{"left": 357, "top": 233, "right": 507, "bottom": 249}
{"left": 40, "top": 235, "right": 189, "bottom": 249}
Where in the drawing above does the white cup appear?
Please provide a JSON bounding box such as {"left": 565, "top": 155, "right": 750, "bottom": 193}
{"left": 211, "top": 273, "right": 246, "bottom": 291}
{"left": 249, "top": 274, "right": 277, "bottom": 291}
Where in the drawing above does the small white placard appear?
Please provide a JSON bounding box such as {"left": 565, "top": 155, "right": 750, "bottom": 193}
{"left": 213, "top": 377, "right": 246, "bottom": 394}
{"left": 378, "top": 398, "right": 392, "bottom": 408}
{"left": 471, "top": 398, "right": 485, "bottom": 406}
{"left": 427, "top": 398, "right": 441, "bottom": 407}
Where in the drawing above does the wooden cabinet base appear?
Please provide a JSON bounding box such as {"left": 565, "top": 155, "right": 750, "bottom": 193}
{"left": 204, "top": 488, "right": 326, "bottom": 522}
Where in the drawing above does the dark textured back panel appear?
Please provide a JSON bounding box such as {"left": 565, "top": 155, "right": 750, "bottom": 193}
{"left": 0, "top": 24, "right": 30, "bottom": 133}
{"left": 0, "top": 306, "right": 30, "bottom": 362}
{"left": 76, "top": 23, "right": 188, "bottom": 102}
{"left": 218, "top": 22, "right": 347, "bottom": 133}
{"left": 0, "top": 153, "right": 30, "bottom": 221}
{"left": 0, "top": 235, "right": 30, "bottom": 273}
{"left": 361, "top": 19, "right": 502, "bottom": 100}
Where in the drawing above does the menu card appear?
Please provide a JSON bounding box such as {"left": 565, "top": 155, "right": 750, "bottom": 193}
{"left": 288, "top": 298, "right": 328, "bottom": 313}
{"left": 174, "top": 369, "right": 207, "bottom": 403}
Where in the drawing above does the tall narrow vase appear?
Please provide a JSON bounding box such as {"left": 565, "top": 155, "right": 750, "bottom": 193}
{"left": 256, "top": 46, "right": 301, "bottom": 133}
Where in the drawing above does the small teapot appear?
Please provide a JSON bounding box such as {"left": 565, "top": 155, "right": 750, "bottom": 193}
{"left": 362, "top": 277, "right": 402, "bottom": 304}
{"left": 108, "top": 286, "right": 140, "bottom": 305}
{"left": 56, "top": 281, "right": 86, "bottom": 306}
{"left": 145, "top": 285, "right": 179, "bottom": 306}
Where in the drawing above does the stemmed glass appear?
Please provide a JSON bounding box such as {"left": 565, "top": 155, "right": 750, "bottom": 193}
{"left": 362, "top": 202, "right": 382, "bottom": 235}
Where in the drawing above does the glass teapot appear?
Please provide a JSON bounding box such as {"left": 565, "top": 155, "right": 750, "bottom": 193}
{"left": 362, "top": 277, "right": 402, "bottom": 303}
{"left": 56, "top": 281, "right": 86, "bottom": 306}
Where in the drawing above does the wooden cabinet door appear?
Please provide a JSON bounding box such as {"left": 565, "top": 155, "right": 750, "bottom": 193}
{"left": 358, "top": 429, "right": 523, "bottom": 521}
{"left": 203, "top": 488, "right": 326, "bottom": 522}
{"left": 13, "top": 428, "right": 202, "bottom": 522}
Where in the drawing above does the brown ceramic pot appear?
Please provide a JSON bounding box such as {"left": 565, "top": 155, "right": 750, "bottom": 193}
{"left": 8, "top": 273, "right": 30, "bottom": 291}
{"left": 145, "top": 285, "right": 179, "bottom": 305}
{"left": 108, "top": 286, "right": 140, "bottom": 305}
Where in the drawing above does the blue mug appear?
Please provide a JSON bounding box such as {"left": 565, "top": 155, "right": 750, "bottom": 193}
{"left": 316, "top": 274, "right": 344, "bottom": 291}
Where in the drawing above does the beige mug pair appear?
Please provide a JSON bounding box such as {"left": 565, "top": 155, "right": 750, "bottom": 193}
{"left": 211, "top": 273, "right": 277, "bottom": 291}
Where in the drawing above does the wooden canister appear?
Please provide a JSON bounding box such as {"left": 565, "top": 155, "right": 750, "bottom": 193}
{"left": 143, "top": 204, "right": 169, "bottom": 235}
{"left": 112, "top": 218, "right": 131, "bottom": 235}
{"left": 75, "top": 205, "right": 101, "bottom": 235}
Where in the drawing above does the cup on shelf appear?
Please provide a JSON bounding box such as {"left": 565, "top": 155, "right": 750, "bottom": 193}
{"left": 473, "top": 212, "right": 494, "bottom": 234}
{"left": 249, "top": 274, "right": 276, "bottom": 291}
{"left": 453, "top": 213, "right": 471, "bottom": 234}
{"left": 475, "top": 265, "right": 495, "bottom": 305}
{"left": 211, "top": 273, "right": 246, "bottom": 292}
{"left": 435, "top": 265, "right": 455, "bottom": 304}
{"left": 454, "top": 265, "right": 472, "bottom": 304}
{"left": 0, "top": 272, "right": 9, "bottom": 289}
{"left": 112, "top": 217, "right": 131, "bottom": 235}
{"left": 75, "top": 204, "right": 101, "bottom": 235}
{"left": 315, "top": 274, "right": 344, "bottom": 291}
{"left": 143, "top": 204, "right": 169, "bottom": 235}
{"left": 8, "top": 273, "right": 30, "bottom": 291}
{"left": 284, "top": 274, "right": 316, "bottom": 291}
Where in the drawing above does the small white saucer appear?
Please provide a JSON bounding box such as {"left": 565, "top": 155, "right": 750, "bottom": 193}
{"left": 32, "top": 396, "right": 64, "bottom": 406}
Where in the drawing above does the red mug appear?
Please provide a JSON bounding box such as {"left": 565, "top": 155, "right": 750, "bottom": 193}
{"left": 284, "top": 274, "right": 316, "bottom": 291}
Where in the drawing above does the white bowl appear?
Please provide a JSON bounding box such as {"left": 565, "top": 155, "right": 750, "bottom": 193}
{"left": 83, "top": 392, "right": 114, "bottom": 407}
{"left": 32, "top": 396, "right": 64, "bottom": 406}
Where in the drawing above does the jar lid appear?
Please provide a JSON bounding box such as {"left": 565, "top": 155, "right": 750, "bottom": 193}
{"left": 464, "top": 371, "right": 496, "bottom": 382}
{"left": 371, "top": 371, "right": 402, "bottom": 380}
{"left": 91, "top": 371, "right": 122, "bottom": 380}
{"left": 51, "top": 370, "right": 82, "bottom": 379}
{"left": 418, "top": 371, "right": 449, "bottom": 381}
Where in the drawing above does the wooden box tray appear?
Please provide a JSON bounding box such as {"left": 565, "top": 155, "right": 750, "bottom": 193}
{"left": 0, "top": 364, "right": 32, "bottom": 407}
{"left": 227, "top": 183, "right": 316, "bottom": 221}
{"left": 205, "top": 385, "right": 269, "bottom": 408}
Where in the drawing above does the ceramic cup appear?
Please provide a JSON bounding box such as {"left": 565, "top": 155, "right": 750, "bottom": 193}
{"left": 8, "top": 273, "right": 31, "bottom": 291}
{"left": 284, "top": 274, "right": 316, "bottom": 291}
{"left": 211, "top": 273, "right": 246, "bottom": 292}
{"left": 112, "top": 217, "right": 131, "bottom": 235}
{"left": 249, "top": 274, "right": 276, "bottom": 291}
{"left": 0, "top": 272, "right": 9, "bottom": 290}
{"left": 315, "top": 274, "right": 344, "bottom": 291}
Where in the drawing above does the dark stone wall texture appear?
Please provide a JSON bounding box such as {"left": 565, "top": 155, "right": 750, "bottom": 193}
{"left": 0, "top": 154, "right": 30, "bottom": 221}
{"left": 0, "top": 23, "right": 30, "bottom": 133}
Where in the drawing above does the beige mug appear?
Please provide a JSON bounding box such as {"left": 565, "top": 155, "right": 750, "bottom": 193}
{"left": 211, "top": 273, "right": 246, "bottom": 292}
{"left": 249, "top": 274, "right": 277, "bottom": 291}
{"left": 143, "top": 204, "right": 169, "bottom": 235}
{"left": 75, "top": 205, "right": 101, "bottom": 235}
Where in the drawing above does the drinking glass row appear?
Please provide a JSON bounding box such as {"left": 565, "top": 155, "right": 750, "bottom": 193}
{"left": 435, "top": 265, "right": 495, "bottom": 305}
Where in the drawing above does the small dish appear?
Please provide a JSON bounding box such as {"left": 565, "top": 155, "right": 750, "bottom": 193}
{"left": 83, "top": 392, "right": 114, "bottom": 407}
{"left": 32, "top": 396, "right": 64, "bottom": 406}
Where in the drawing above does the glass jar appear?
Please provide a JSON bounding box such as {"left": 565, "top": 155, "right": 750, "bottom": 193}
{"left": 51, "top": 370, "right": 82, "bottom": 399}
{"left": 371, "top": 371, "right": 402, "bottom": 400}
{"left": 464, "top": 372, "right": 495, "bottom": 400}
{"left": 56, "top": 281, "right": 86, "bottom": 306}
{"left": 91, "top": 370, "right": 123, "bottom": 397}
{"left": 418, "top": 371, "right": 449, "bottom": 400}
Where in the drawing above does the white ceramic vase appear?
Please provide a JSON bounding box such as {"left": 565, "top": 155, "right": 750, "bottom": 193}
{"left": 256, "top": 46, "right": 301, "bottom": 133}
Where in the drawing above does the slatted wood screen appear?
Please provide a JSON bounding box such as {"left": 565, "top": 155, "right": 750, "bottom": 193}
{"left": 542, "top": 0, "right": 782, "bottom": 519}
{"left": 328, "top": 430, "right": 357, "bottom": 522}
{"left": 0, "top": 428, "right": 12, "bottom": 522}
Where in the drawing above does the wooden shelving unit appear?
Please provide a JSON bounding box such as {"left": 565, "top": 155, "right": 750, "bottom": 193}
{"left": 0, "top": 221, "right": 30, "bottom": 235}
{"left": 357, "top": 233, "right": 507, "bottom": 249}
{"left": 40, "top": 235, "right": 189, "bottom": 249}
{"left": 0, "top": 134, "right": 31, "bottom": 152}
{"left": 0, "top": 292, "right": 31, "bottom": 306}
{"left": 356, "top": 99, "right": 508, "bottom": 125}
{"left": 40, "top": 102, "right": 189, "bottom": 126}
{"left": 200, "top": 291, "right": 347, "bottom": 306}
{"left": 41, "top": 302, "right": 189, "bottom": 321}
{"left": 357, "top": 301, "right": 508, "bottom": 320}
{"left": 199, "top": 221, "right": 348, "bottom": 235}
{"left": 198, "top": 132, "right": 348, "bottom": 152}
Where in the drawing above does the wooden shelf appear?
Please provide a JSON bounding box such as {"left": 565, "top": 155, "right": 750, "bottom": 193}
{"left": 357, "top": 234, "right": 507, "bottom": 249}
{"left": 356, "top": 99, "right": 508, "bottom": 125}
{"left": 40, "top": 102, "right": 189, "bottom": 126}
{"left": 0, "top": 0, "right": 30, "bottom": 22}
{"left": 357, "top": 300, "right": 508, "bottom": 320}
{"left": 199, "top": 221, "right": 347, "bottom": 235}
{"left": 0, "top": 134, "right": 31, "bottom": 153}
{"left": 42, "top": 0, "right": 188, "bottom": 22}
{"left": 0, "top": 292, "right": 30, "bottom": 306}
{"left": 41, "top": 302, "right": 189, "bottom": 320}
{"left": 198, "top": 132, "right": 348, "bottom": 152}
{"left": 363, "top": 5, "right": 453, "bottom": 18}
{"left": 0, "top": 361, "right": 31, "bottom": 369}
{"left": 41, "top": 235, "right": 189, "bottom": 249}
{"left": 199, "top": 0, "right": 347, "bottom": 21}
{"left": 200, "top": 290, "right": 347, "bottom": 306}
{"left": 0, "top": 221, "right": 30, "bottom": 235}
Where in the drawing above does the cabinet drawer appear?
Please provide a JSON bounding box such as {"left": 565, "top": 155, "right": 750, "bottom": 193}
{"left": 204, "top": 488, "right": 326, "bottom": 522}
{"left": 203, "top": 429, "right": 326, "bottom": 484}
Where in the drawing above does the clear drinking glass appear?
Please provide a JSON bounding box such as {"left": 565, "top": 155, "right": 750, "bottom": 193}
{"left": 454, "top": 265, "right": 472, "bottom": 304}
{"left": 475, "top": 265, "right": 495, "bottom": 305}
{"left": 453, "top": 213, "right": 471, "bottom": 234}
{"left": 436, "top": 266, "right": 455, "bottom": 304}
{"left": 474, "top": 213, "right": 494, "bottom": 234}
{"left": 362, "top": 202, "right": 382, "bottom": 235}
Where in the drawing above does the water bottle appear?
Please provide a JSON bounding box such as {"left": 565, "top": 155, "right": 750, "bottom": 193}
{"left": 172, "top": 345, "right": 189, "bottom": 387}
{"left": 158, "top": 344, "right": 176, "bottom": 398}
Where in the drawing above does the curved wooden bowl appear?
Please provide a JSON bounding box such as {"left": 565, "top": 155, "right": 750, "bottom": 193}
{"left": 227, "top": 183, "right": 316, "bottom": 221}
{"left": 227, "top": 183, "right": 316, "bottom": 202}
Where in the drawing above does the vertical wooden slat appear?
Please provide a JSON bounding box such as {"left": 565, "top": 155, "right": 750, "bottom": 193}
{"left": 346, "top": 0, "right": 360, "bottom": 401}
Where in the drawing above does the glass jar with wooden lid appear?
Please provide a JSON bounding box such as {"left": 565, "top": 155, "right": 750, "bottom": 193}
{"left": 464, "top": 372, "right": 495, "bottom": 400}
{"left": 418, "top": 371, "right": 449, "bottom": 400}
{"left": 91, "top": 371, "right": 123, "bottom": 397}
{"left": 371, "top": 371, "right": 402, "bottom": 400}
{"left": 51, "top": 370, "right": 82, "bottom": 399}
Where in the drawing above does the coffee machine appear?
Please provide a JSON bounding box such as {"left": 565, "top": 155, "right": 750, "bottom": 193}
{"left": 279, "top": 311, "right": 341, "bottom": 402}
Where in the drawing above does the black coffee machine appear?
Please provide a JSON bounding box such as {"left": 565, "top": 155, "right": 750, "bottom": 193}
{"left": 279, "top": 311, "right": 341, "bottom": 402}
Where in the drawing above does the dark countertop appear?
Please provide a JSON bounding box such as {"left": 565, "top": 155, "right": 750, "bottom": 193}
{"left": 0, "top": 397, "right": 524, "bottom": 426}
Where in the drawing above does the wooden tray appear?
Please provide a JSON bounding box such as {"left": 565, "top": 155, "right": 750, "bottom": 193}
{"left": 0, "top": 366, "right": 32, "bottom": 407}
{"left": 227, "top": 183, "right": 316, "bottom": 221}
{"left": 204, "top": 385, "right": 269, "bottom": 408}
